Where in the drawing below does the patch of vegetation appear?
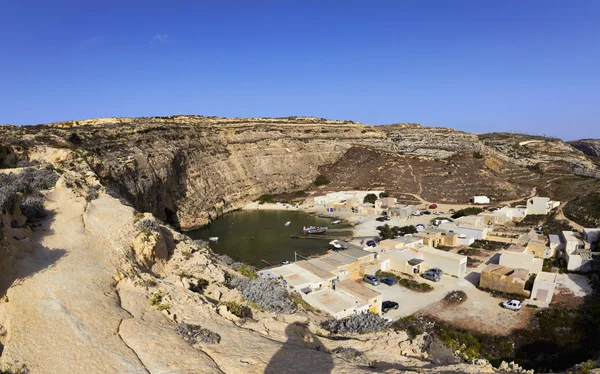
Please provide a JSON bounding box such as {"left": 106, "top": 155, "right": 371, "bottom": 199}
{"left": 291, "top": 292, "right": 317, "bottom": 312}
{"left": 0, "top": 362, "right": 29, "bottom": 374}
{"left": 444, "top": 290, "right": 467, "bottom": 305}
{"left": 313, "top": 174, "right": 330, "bottom": 186}
{"left": 378, "top": 191, "right": 390, "bottom": 198}
{"left": 331, "top": 347, "right": 373, "bottom": 366}
{"left": 451, "top": 207, "right": 483, "bottom": 219}
{"left": 467, "top": 257, "right": 482, "bottom": 267}
{"left": 219, "top": 300, "right": 246, "bottom": 318}
{"left": 0, "top": 166, "right": 58, "bottom": 214}
{"left": 377, "top": 224, "right": 416, "bottom": 239}
{"left": 470, "top": 239, "right": 505, "bottom": 251}
{"left": 363, "top": 193, "right": 378, "bottom": 204}
{"left": 526, "top": 304, "right": 538, "bottom": 309}
{"left": 176, "top": 323, "right": 221, "bottom": 345}
{"left": 135, "top": 217, "right": 160, "bottom": 232}
{"left": 231, "top": 263, "right": 258, "bottom": 279}
{"left": 133, "top": 212, "right": 145, "bottom": 224}
{"left": 257, "top": 194, "right": 274, "bottom": 204}
{"left": 564, "top": 191, "right": 600, "bottom": 228}
{"left": 189, "top": 278, "right": 209, "bottom": 294}
{"left": 322, "top": 312, "right": 386, "bottom": 334}
{"left": 398, "top": 278, "right": 434, "bottom": 292}
{"left": 294, "top": 190, "right": 306, "bottom": 196}
{"left": 19, "top": 195, "right": 47, "bottom": 221}
{"left": 516, "top": 214, "right": 546, "bottom": 227}
{"left": 458, "top": 247, "right": 482, "bottom": 256}
{"left": 230, "top": 277, "right": 296, "bottom": 314}
{"left": 85, "top": 184, "right": 100, "bottom": 201}
{"left": 148, "top": 292, "right": 169, "bottom": 311}
{"left": 472, "top": 151, "right": 484, "bottom": 159}
{"left": 542, "top": 212, "right": 575, "bottom": 236}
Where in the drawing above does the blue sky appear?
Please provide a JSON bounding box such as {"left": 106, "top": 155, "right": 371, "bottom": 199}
{"left": 1, "top": 1, "right": 598, "bottom": 140}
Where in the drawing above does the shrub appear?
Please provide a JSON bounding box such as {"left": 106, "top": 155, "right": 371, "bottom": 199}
{"left": 216, "top": 254, "right": 234, "bottom": 265}
{"left": 458, "top": 247, "right": 481, "bottom": 256}
{"left": 0, "top": 185, "right": 19, "bottom": 213}
{"left": 189, "top": 278, "right": 209, "bottom": 294}
{"left": 135, "top": 217, "right": 160, "bottom": 232}
{"left": 257, "top": 194, "right": 273, "bottom": 204}
{"left": 313, "top": 174, "right": 330, "bottom": 186}
{"left": 220, "top": 300, "right": 245, "bottom": 318}
{"left": 230, "top": 277, "right": 296, "bottom": 314}
{"left": 451, "top": 207, "right": 483, "bottom": 219}
{"left": 398, "top": 278, "right": 434, "bottom": 292}
{"left": 473, "top": 151, "right": 484, "bottom": 159}
{"left": 148, "top": 292, "right": 169, "bottom": 310}
{"left": 444, "top": 290, "right": 468, "bottom": 305}
{"left": 0, "top": 362, "right": 29, "bottom": 374}
{"left": 237, "top": 265, "right": 257, "bottom": 279}
{"left": 19, "top": 195, "right": 46, "bottom": 221}
{"left": 379, "top": 191, "right": 390, "bottom": 198}
{"left": 363, "top": 193, "right": 378, "bottom": 204}
{"left": 294, "top": 190, "right": 306, "bottom": 196}
{"left": 85, "top": 184, "right": 100, "bottom": 201}
{"left": 322, "top": 312, "right": 386, "bottom": 334}
{"left": 176, "top": 323, "right": 221, "bottom": 345}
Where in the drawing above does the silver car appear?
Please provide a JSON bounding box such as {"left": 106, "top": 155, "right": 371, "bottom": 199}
{"left": 502, "top": 300, "right": 522, "bottom": 311}
{"left": 363, "top": 275, "right": 380, "bottom": 286}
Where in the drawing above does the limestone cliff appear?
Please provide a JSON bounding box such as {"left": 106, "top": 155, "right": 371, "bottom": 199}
{"left": 569, "top": 139, "right": 600, "bottom": 158}
{"left": 0, "top": 116, "right": 597, "bottom": 230}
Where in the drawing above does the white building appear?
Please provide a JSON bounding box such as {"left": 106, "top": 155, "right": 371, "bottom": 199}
{"left": 526, "top": 197, "right": 560, "bottom": 215}
{"left": 531, "top": 272, "right": 558, "bottom": 303}
{"left": 473, "top": 195, "right": 491, "bottom": 204}
{"left": 499, "top": 250, "right": 543, "bottom": 274}
{"left": 439, "top": 221, "right": 491, "bottom": 240}
{"left": 415, "top": 244, "right": 468, "bottom": 277}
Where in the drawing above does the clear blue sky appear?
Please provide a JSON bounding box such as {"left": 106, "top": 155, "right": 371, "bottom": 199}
{"left": 1, "top": 1, "right": 598, "bottom": 140}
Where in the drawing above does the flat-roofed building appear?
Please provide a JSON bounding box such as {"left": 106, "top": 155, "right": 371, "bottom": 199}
{"left": 269, "top": 263, "right": 331, "bottom": 294}
{"left": 379, "top": 237, "right": 424, "bottom": 250}
{"left": 381, "top": 248, "right": 425, "bottom": 275}
{"left": 303, "top": 288, "right": 367, "bottom": 319}
{"left": 320, "top": 252, "right": 360, "bottom": 280}
{"left": 295, "top": 260, "right": 337, "bottom": 288}
{"left": 531, "top": 272, "right": 558, "bottom": 303}
{"left": 336, "top": 279, "right": 382, "bottom": 314}
{"left": 415, "top": 244, "right": 468, "bottom": 277}
{"left": 479, "top": 264, "right": 530, "bottom": 297}
{"left": 439, "top": 221, "right": 491, "bottom": 240}
{"left": 499, "top": 249, "right": 543, "bottom": 274}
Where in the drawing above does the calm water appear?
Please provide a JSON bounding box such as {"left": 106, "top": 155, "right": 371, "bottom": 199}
{"left": 186, "top": 210, "right": 351, "bottom": 268}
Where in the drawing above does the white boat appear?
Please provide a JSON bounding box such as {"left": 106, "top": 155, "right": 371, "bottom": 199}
{"left": 208, "top": 237, "right": 219, "bottom": 242}
{"left": 331, "top": 220, "right": 341, "bottom": 225}
{"left": 285, "top": 221, "right": 291, "bottom": 226}
{"left": 282, "top": 260, "right": 291, "bottom": 265}
{"left": 329, "top": 240, "right": 342, "bottom": 249}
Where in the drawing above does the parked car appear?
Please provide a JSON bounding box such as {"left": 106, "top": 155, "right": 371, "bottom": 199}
{"left": 380, "top": 277, "right": 397, "bottom": 286}
{"left": 376, "top": 216, "right": 386, "bottom": 222}
{"left": 366, "top": 240, "right": 377, "bottom": 247}
{"left": 502, "top": 300, "right": 522, "bottom": 311}
{"left": 448, "top": 208, "right": 455, "bottom": 213}
{"left": 423, "top": 210, "right": 432, "bottom": 215}
{"left": 363, "top": 275, "right": 380, "bottom": 286}
{"left": 429, "top": 204, "right": 438, "bottom": 209}
{"left": 434, "top": 211, "right": 441, "bottom": 215}
{"left": 421, "top": 271, "right": 441, "bottom": 282}
{"left": 429, "top": 268, "right": 443, "bottom": 276}
{"left": 382, "top": 301, "right": 399, "bottom": 313}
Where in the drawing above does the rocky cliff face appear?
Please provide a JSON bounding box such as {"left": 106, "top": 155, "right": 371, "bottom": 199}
{"left": 0, "top": 116, "right": 597, "bottom": 230}
{"left": 569, "top": 139, "right": 600, "bottom": 158}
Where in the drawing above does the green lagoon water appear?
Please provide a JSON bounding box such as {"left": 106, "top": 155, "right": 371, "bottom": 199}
{"left": 186, "top": 210, "right": 351, "bottom": 268}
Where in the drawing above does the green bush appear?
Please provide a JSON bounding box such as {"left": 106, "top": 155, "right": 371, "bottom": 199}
{"left": 237, "top": 265, "right": 258, "bottom": 279}
{"left": 473, "top": 151, "right": 484, "bottom": 159}
{"left": 189, "top": 278, "right": 209, "bottom": 294}
{"left": 313, "top": 175, "right": 330, "bottom": 186}
{"left": 398, "top": 278, "right": 433, "bottom": 292}
{"left": 148, "top": 292, "right": 169, "bottom": 311}
{"left": 220, "top": 300, "right": 245, "bottom": 318}
{"left": 379, "top": 191, "right": 390, "bottom": 198}
{"left": 452, "top": 207, "right": 483, "bottom": 219}
{"left": 257, "top": 194, "right": 274, "bottom": 204}
{"left": 363, "top": 193, "right": 378, "bottom": 204}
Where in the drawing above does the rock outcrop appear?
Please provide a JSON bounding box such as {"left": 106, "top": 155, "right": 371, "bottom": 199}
{"left": 569, "top": 139, "right": 600, "bottom": 158}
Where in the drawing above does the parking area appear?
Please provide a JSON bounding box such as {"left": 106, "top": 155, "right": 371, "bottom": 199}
{"left": 364, "top": 270, "right": 536, "bottom": 335}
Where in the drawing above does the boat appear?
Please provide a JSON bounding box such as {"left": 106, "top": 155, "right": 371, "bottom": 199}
{"left": 285, "top": 221, "right": 291, "bottom": 226}
{"left": 208, "top": 237, "right": 219, "bottom": 242}
{"left": 329, "top": 240, "right": 343, "bottom": 249}
{"left": 282, "top": 260, "right": 291, "bottom": 265}
{"left": 331, "top": 220, "right": 341, "bottom": 225}
{"left": 302, "top": 226, "right": 328, "bottom": 234}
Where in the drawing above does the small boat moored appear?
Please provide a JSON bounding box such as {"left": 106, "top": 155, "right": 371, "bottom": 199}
{"left": 282, "top": 260, "right": 291, "bottom": 265}
{"left": 284, "top": 221, "right": 291, "bottom": 226}
{"left": 302, "top": 226, "right": 328, "bottom": 234}
{"left": 329, "top": 240, "right": 343, "bottom": 249}
{"left": 208, "top": 237, "right": 219, "bottom": 242}
{"left": 331, "top": 220, "right": 341, "bottom": 225}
